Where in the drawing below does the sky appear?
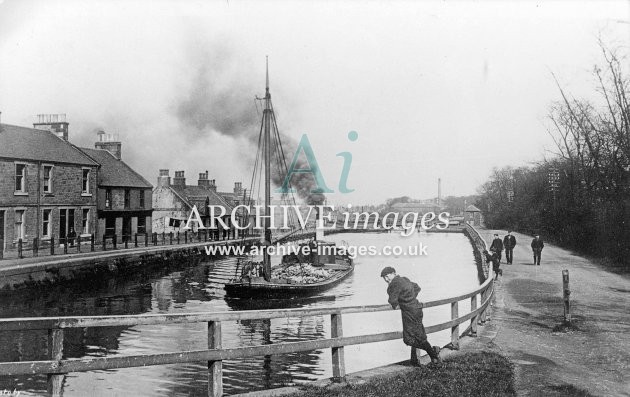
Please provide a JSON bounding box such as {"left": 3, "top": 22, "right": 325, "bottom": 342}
{"left": 0, "top": 0, "right": 628, "bottom": 206}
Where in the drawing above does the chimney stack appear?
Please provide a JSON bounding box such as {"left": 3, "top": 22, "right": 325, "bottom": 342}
{"left": 234, "top": 182, "right": 243, "bottom": 197}
{"left": 94, "top": 130, "right": 122, "bottom": 159}
{"left": 198, "top": 170, "right": 210, "bottom": 187}
{"left": 173, "top": 171, "right": 186, "bottom": 187}
{"left": 33, "top": 114, "right": 69, "bottom": 141}
{"left": 157, "top": 169, "right": 171, "bottom": 187}
{"left": 209, "top": 179, "right": 217, "bottom": 192}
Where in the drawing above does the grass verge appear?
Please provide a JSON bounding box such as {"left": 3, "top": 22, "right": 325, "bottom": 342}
{"left": 289, "top": 351, "right": 515, "bottom": 397}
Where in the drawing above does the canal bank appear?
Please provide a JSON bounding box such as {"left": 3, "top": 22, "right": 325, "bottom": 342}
{"left": 234, "top": 227, "right": 630, "bottom": 397}
{"left": 0, "top": 237, "right": 257, "bottom": 291}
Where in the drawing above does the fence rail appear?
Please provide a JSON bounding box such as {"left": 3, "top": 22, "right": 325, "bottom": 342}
{"left": 0, "top": 230, "right": 261, "bottom": 261}
{"left": 0, "top": 225, "right": 493, "bottom": 396}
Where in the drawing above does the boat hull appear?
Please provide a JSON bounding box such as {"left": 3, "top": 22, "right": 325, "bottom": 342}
{"left": 224, "top": 264, "right": 353, "bottom": 299}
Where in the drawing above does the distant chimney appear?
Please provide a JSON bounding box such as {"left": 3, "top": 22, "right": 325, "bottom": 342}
{"left": 94, "top": 130, "right": 122, "bottom": 159}
{"left": 157, "top": 169, "right": 171, "bottom": 187}
{"left": 209, "top": 179, "right": 217, "bottom": 192}
{"left": 234, "top": 182, "right": 243, "bottom": 197}
{"left": 198, "top": 170, "right": 210, "bottom": 187}
{"left": 33, "top": 114, "right": 69, "bottom": 141}
{"left": 173, "top": 170, "right": 186, "bottom": 187}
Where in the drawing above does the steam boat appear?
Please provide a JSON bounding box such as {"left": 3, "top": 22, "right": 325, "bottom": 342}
{"left": 224, "top": 60, "right": 353, "bottom": 299}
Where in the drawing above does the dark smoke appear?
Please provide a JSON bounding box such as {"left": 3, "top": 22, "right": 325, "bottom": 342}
{"left": 175, "top": 42, "right": 325, "bottom": 205}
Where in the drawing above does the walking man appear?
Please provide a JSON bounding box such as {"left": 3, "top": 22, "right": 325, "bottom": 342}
{"left": 531, "top": 235, "right": 544, "bottom": 266}
{"left": 381, "top": 267, "right": 441, "bottom": 365}
{"left": 503, "top": 231, "right": 516, "bottom": 265}
{"left": 490, "top": 233, "right": 504, "bottom": 263}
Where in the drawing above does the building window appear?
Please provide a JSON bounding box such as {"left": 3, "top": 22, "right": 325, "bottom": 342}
{"left": 105, "top": 189, "right": 112, "bottom": 209}
{"left": 82, "top": 168, "right": 90, "bottom": 194}
{"left": 139, "top": 190, "right": 145, "bottom": 208}
{"left": 43, "top": 165, "right": 53, "bottom": 193}
{"left": 124, "top": 189, "right": 130, "bottom": 209}
{"left": 82, "top": 209, "right": 90, "bottom": 234}
{"left": 15, "top": 210, "right": 25, "bottom": 240}
{"left": 42, "top": 209, "right": 51, "bottom": 237}
{"left": 137, "top": 216, "right": 146, "bottom": 234}
{"left": 15, "top": 164, "right": 26, "bottom": 192}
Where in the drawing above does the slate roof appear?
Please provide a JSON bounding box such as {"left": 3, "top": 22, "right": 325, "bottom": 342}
{"left": 465, "top": 204, "right": 482, "bottom": 212}
{"left": 79, "top": 147, "right": 152, "bottom": 188}
{"left": 0, "top": 123, "right": 97, "bottom": 166}
{"left": 171, "top": 185, "right": 234, "bottom": 211}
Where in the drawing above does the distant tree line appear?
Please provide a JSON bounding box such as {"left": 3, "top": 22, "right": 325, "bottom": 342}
{"left": 477, "top": 42, "right": 630, "bottom": 270}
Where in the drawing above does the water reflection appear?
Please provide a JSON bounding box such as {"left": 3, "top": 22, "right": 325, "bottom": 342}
{"left": 0, "top": 232, "right": 480, "bottom": 396}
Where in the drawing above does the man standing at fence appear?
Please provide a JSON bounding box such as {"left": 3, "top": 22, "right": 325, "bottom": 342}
{"left": 531, "top": 234, "right": 544, "bottom": 266}
{"left": 381, "top": 266, "right": 441, "bottom": 365}
{"left": 503, "top": 231, "right": 516, "bottom": 265}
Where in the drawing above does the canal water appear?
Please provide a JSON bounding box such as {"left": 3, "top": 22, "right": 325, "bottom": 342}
{"left": 0, "top": 231, "right": 480, "bottom": 396}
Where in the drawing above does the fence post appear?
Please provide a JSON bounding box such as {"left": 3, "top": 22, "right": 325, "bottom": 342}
{"left": 563, "top": 270, "right": 571, "bottom": 323}
{"left": 124, "top": 235, "right": 128, "bottom": 249}
{"left": 145, "top": 233, "right": 148, "bottom": 247}
{"left": 0, "top": 238, "right": 3, "bottom": 259}
{"left": 153, "top": 232, "right": 157, "bottom": 246}
{"left": 135, "top": 233, "right": 138, "bottom": 248}
{"left": 450, "top": 300, "right": 460, "bottom": 350}
{"left": 208, "top": 321, "right": 223, "bottom": 397}
{"left": 47, "top": 328, "right": 65, "bottom": 397}
{"left": 102, "top": 235, "right": 107, "bottom": 251}
{"left": 162, "top": 232, "right": 165, "bottom": 245}
{"left": 33, "top": 237, "right": 39, "bottom": 257}
{"left": 177, "top": 232, "right": 180, "bottom": 244}
{"left": 113, "top": 235, "right": 117, "bottom": 250}
{"left": 50, "top": 236, "right": 55, "bottom": 255}
{"left": 91, "top": 234, "right": 95, "bottom": 252}
{"left": 331, "top": 313, "right": 346, "bottom": 383}
{"left": 185, "top": 230, "right": 188, "bottom": 244}
{"left": 77, "top": 236, "right": 81, "bottom": 253}
{"left": 170, "top": 232, "right": 173, "bottom": 245}
{"left": 18, "top": 238, "right": 23, "bottom": 258}
{"left": 470, "top": 294, "right": 478, "bottom": 336}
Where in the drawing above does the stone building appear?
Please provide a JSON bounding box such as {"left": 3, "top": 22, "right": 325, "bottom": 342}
{"left": 465, "top": 204, "right": 483, "bottom": 226}
{"left": 152, "top": 170, "right": 236, "bottom": 236}
{"left": 79, "top": 131, "right": 153, "bottom": 242}
{"left": 0, "top": 117, "right": 98, "bottom": 252}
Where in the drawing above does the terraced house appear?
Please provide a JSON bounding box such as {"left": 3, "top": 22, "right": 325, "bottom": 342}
{"left": 0, "top": 116, "right": 98, "bottom": 253}
{"left": 0, "top": 115, "right": 153, "bottom": 255}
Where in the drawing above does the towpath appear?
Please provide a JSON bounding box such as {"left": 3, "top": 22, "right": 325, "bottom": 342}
{"left": 465, "top": 228, "right": 630, "bottom": 396}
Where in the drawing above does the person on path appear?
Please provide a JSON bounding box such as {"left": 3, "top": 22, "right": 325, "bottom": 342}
{"left": 531, "top": 235, "right": 544, "bottom": 266}
{"left": 484, "top": 250, "right": 502, "bottom": 280}
{"left": 490, "top": 233, "right": 504, "bottom": 263}
{"left": 381, "top": 266, "right": 441, "bottom": 365}
{"left": 503, "top": 231, "right": 517, "bottom": 264}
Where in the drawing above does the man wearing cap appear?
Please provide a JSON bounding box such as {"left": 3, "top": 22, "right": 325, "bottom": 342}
{"left": 503, "top": 231, "right": 516, "bottom": 265}
{"left": 381, "top": 266, "right": 441, "bottom": 365}
{"left": 531, "top": 235, "right": 544, "bottom": 266}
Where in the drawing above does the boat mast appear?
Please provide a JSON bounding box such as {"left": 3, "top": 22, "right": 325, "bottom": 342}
{"left": 263, "top": 57, "right": 272, "bottom": 281}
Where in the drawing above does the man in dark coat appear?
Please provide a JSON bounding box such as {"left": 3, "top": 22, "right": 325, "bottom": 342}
{"left": 381, "top": 266, "right": 441, "bottom": 365}
{"left": 531, "top": 235, "right": 544, "bottom": 266}
{"left": 490, "top": 233, "right": 504, "bottom": 263}
{"left": 503, "top": 231, "right": 516, "bottom": 265}
{"left": 484, "top": 250, "right": 502, "bottom": 280}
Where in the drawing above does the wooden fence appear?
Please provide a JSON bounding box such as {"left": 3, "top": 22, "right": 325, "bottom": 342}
{"left": 0, "top": 279, "right": 493, "bottom": 396}
{"left": 0, "top": 225, "right": 493, "bottom": 396}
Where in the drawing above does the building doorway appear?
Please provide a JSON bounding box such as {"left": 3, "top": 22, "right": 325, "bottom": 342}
{"left": 105, "top": 216, "right": 116, "bottom": 237}
{"left": 122, "top": 216, "right": 131, "bottom": 242}
{"left": 59, "top": 209, "right": 75, "bottom": 242}
{"left": 0, "top": 211, "right": 5, "bottom": 252}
